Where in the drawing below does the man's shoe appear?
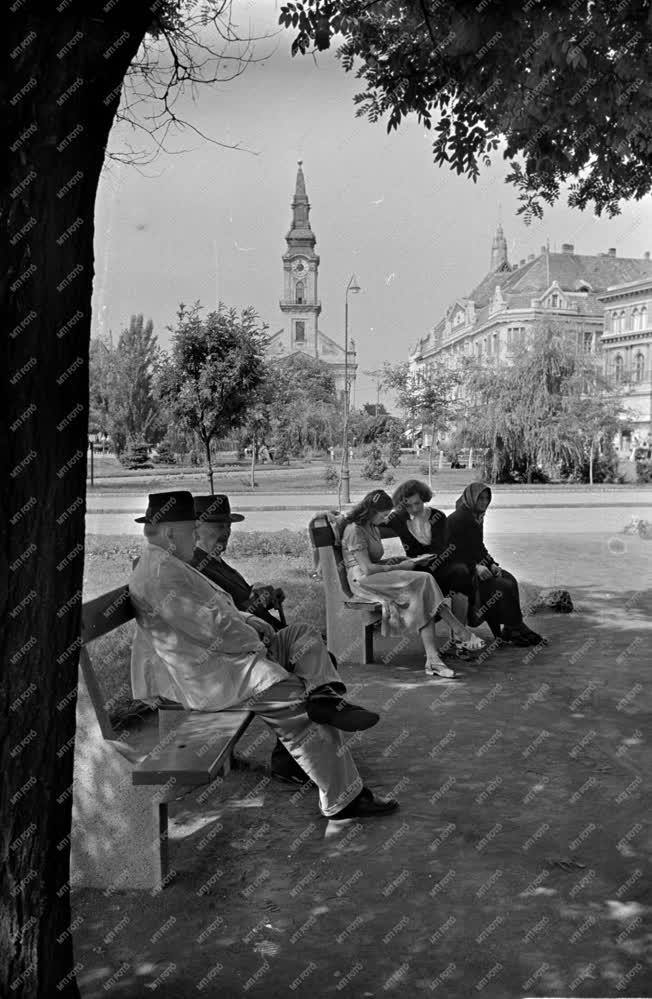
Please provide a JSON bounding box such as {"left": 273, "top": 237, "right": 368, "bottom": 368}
{"left": 330, "top": 786, "right": 399, "bottom": 820}
{"left": 503, "top": 624, "right": 547, "bottom": 647}
{"left": 306, "top": 696, "right": 379, "bottom": 732}
{"left": 270, "top": 740, "right": 313, "bottom": 786}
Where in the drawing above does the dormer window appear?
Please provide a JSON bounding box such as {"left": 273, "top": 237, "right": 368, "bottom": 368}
{"left": 550, "top": 294, "right": 559, "bottom": 308}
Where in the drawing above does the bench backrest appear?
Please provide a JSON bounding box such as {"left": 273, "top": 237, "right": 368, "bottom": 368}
{"left": 80, "top": 585, "right": 136, "bottom": 741}
{"left": 81, "top": 585, "right": 135, "bottom": 644}
{"left": 308, "top": 514, "right": 400, "bottom": 599}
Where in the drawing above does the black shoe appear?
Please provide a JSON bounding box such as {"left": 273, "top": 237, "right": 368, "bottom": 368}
{"left": 306, "top": 696, "right": 379, "bottom": 732}
{"left": 503, "top": 624, "right": 547, "bottom": 647}
{"left": 330, "top": 786, "right": 399, "bottom": 820}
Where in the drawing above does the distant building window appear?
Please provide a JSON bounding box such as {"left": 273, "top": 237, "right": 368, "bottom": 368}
{"left": 614, "top": 354, "right": 624, "bottom": 382}
{"left": 492, "top": 333, "right": 499, "bottom": 354}
{"left": 295, "top": 281, "right": 305, "bottom": 304}
{"left": 639, "top": 306, "right": 648, "bottom": 331}
{"left": 295, "top": 320, "right": 305, "bottom": 343}
{"left": 624, "top": 309, "right": 633, "bottom": 331}
{"left": 634, "top": 353, "right": 645, "bottom": 381}
{"left": 551, "top": 294, "right": 559, "bottom": 308}
{"left": 583, "top": 331, "right": 593, "bottom": 353}
{"left": 477, "top": 341, "right": 482, "bottom": 357}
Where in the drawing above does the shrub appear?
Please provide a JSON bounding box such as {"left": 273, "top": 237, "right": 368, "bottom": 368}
{"left": 636, "top": 459, "right": 652, "bottom": 484}
{"left": 361, "top": 444, "right": 387, "bottom": 480}
{"left": 324, "top": 465, "right": 340, "bottom": 489}
{"left": 121, "top": 440, "right": 153, "bottom": 470}
{"left": 152, "top": 438, "right": 176, "bottom": 465}
{"left": 383, "top": 470, "right": 395, "bottom": 487}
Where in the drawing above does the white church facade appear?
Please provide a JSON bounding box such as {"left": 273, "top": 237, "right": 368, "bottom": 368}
{"left": 266, "top": 162, "right": 356, "bottom": 396}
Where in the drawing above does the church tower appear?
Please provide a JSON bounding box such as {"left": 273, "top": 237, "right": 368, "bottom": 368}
{"left": 490, "top": 222, "right": 509, "bottom": 271}
{"left": 279, "top": 161, "right": 322, "bottom": 356}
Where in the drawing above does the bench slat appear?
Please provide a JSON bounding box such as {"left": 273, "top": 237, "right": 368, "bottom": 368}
{"left": 133, "top": 710, "right": 253, "bottom": 785}
{"left": 82, "top": 585, "right": 135, "bottom": 643}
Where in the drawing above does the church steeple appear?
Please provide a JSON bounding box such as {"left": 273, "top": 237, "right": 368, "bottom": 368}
{"left": 286, "top": 160, "right": 316, "bottom": 250}
{"left": 490, "top": 222, "right": 509, "bottom": 272}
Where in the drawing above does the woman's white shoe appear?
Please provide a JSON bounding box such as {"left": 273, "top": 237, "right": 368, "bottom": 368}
{"left": 425, "top": 658, "right": 459, "bottom": 679}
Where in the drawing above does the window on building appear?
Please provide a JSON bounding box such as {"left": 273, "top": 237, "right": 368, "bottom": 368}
{"left": 477, "top": 341, "right": 483, "bottom": 357}
{"left": 624, "top": 309, "right": 633, "bottom": 331}
{"left": 583, "top": 331, "right": 593, "bottom": 353}
{"left": 634, "top": 353, "right": 645, "bottom": 382}
{"left": 492, "top": 333, "right": 499, "bottom": 354}
{"left": 640, "top": 306, "right": 648, "bottom": 330}
{"left": 294, "top": 320, "right": 305, "bottom": 343}
{"left": 295, "top": 281, "right": 305, "bottom": 304}
{"left": 614, "top": 354, "right": 624, "bottom": 382}
{"left": 551, "top": 293, "right": 559, "bottom": 308}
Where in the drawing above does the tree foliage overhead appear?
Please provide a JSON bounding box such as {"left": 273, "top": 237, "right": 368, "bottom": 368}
{"left": 279, "top": 0, "right": 652, "bottom": 219}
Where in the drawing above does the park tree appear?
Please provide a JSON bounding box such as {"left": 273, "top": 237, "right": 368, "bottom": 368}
{"left": 280, "top": 0, "right": 652, "bottom": 219}
{"left": 109, "top": 313, "right": 161, "bottom": 455}
{"left": 4, "top": 6, "right": 259, "bottom": 994}
{"left": 459, "top": 324, "right": 625, "bottom": 482}
{"left": 267, "top": 354, "right": 341, "bottom": 457}
{"left": 157, "top": 302, "right": 268, "bottom": 493}
{"left": 383, "top": 361, "right": 461, "bottom": 485}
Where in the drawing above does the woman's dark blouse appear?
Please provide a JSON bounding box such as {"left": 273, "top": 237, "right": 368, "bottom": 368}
{"left": 385, "top": 507, "right": 448, "bottom": 559}
{"left": 444, "top": 506, "right": 496, "bottom": 569}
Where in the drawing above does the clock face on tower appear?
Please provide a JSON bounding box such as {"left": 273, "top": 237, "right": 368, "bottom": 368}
{"left": 293, "top": 259, "right": 306, "bottom": 274}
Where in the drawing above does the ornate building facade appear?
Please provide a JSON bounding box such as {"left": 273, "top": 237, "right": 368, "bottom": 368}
{"left": 599, "top": 276, "right": 652, "bottom": 441}
{"left": 266, "top": 162, "right": 356, "bottom": 396}
{"left": 410, "top": 226, "right": 652, "bottom": 442}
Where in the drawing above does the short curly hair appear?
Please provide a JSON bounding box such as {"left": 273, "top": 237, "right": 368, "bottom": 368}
{"left": 391, "top": 479, "right": 433, "bottom": 506}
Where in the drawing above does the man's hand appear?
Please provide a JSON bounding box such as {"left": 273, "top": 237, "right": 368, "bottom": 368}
{"left": 250, "top": 584, "right": 277, "bottom": 610}
{"left": 490, "top": 564, "right": 502, "bottom": 577}
{"left": 476, "top": 564, "right": 493, "bottom": 581}
{"left": 248, "top": 616, "right": 275, "bottom": 645}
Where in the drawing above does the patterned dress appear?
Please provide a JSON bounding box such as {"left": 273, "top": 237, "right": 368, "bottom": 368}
{"left": 341, "top": 522, "right": 445, "bottom": 635}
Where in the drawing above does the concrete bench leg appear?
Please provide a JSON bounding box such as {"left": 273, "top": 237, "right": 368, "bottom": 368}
{"left": 364, "top": 623, "right": 375, "bottom": 665}
{"left": 70, "top": 662, "right": 170, "bottom": 891}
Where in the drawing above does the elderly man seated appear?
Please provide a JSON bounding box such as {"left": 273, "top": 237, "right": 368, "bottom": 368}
{"left": 129, "top": 491, "right": 398, "bottom": 820}
{"left": 191, "top": 495, "right": 285, "bottom": 631}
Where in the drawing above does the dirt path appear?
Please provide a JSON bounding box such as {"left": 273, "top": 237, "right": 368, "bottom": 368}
{"left": 73, "top": 536, "right": 652, "bottom": 997}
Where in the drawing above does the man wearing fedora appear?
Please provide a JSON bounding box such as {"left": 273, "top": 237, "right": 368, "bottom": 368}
{"left": 129, "top": 491, "right": 399, "bottom": 820}
{"left": 192, "top": 495, "right": 284, "bottom": 631}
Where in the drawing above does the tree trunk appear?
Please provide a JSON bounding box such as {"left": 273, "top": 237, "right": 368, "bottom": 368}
{"left": 250, "top": 430, "right": 257, "bottom": 489}
{"left": 203, "top": 437, "right": 215, "bottom": 493}
{"left": 589, "top": 444, "right": 594, "bottom": 485}
{"left": 3, "top": 7, "right": 150, "bottom": 997}
{"left": 428, "top": 422, "right": 435, "bottom": 487}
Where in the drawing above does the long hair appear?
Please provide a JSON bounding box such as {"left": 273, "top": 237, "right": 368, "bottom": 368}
{"left": 345, "top": 489, "right": 393, "bottom": 526}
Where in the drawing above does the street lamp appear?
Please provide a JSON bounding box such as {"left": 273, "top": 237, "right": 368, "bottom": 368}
{"left": 341, "top": 273, "right": 361, "bottom": 505}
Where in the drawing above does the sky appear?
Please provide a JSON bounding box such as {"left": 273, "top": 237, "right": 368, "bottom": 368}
{"left": 92, "top": 0, "right": 652, "bottom": 406}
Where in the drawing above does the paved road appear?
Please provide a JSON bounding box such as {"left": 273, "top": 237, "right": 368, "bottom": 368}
{"left": 86, "top": 502, "right": 651, "bottom": 538}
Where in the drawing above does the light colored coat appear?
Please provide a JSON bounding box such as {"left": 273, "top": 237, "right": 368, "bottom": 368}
{"left": 129, "top": 544, "right": 287, "bottom": 710}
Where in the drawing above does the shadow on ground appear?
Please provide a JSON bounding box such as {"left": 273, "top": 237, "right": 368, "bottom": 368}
{"left": 74, "top": 535, "right": 652, "bottom": 998}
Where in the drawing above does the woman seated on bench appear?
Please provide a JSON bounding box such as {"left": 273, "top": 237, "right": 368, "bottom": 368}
{"left": 386, "top": 478, "right": 480, "bottom": 659}
{"left": 445, "top": 482, "right": 545, "bottom": 647}
{"left": 341, "top": 490, "right": 485, "bottom": 679}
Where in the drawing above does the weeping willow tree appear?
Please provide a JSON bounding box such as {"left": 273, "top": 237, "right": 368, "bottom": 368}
{"left": 459, "top": 323, "right": 624, "bottom": 483}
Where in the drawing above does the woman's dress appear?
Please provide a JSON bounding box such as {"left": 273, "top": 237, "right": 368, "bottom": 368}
{"left": 341, "top": 522, "right": 445, "bottom": 635}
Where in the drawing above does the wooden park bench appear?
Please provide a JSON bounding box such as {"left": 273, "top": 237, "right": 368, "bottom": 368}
{"left": 308, "top": 513, "right": 402, "bottom": 666}
{"left": 71, "top": 584, "right": 253, "bottom": 892}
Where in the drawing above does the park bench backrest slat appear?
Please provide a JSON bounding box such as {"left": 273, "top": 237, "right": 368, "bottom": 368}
{"left": 309, "top": 514, "right": 353, "bottom": 598}
{"left": 81, "top": 585, "right": 135, "bottom": 643}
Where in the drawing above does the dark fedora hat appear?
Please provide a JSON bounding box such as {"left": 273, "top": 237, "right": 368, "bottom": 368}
{"left": 134, "top": 490, "right": 195, "bottom": 524}
{"left": 194, "top": 494, "right": 245, "bottom": 523}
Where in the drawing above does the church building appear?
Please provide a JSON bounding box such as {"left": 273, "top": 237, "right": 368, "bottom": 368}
{"left": 266, "top": 163, "right": 356, "bottom": 396}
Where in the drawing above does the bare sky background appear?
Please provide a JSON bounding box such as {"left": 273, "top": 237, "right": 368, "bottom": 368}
{"left": 93, "top": 0, "right": 652, "bottom": 405}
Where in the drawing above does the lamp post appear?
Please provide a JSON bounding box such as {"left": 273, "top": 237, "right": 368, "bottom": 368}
{"left": 341, "top": 273, "right": 361, "bottom": 505}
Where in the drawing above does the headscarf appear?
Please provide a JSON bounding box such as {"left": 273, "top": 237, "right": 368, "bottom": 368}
{"left": 455, "top": 482, "right": 492, "bottom": 523}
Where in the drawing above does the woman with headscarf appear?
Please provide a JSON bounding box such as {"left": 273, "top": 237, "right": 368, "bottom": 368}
{"left": 341, "top": 489, "right": 485, "bottom": 679}
{"left": 444, "top": 482, "right": 545, "bottom": 647}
